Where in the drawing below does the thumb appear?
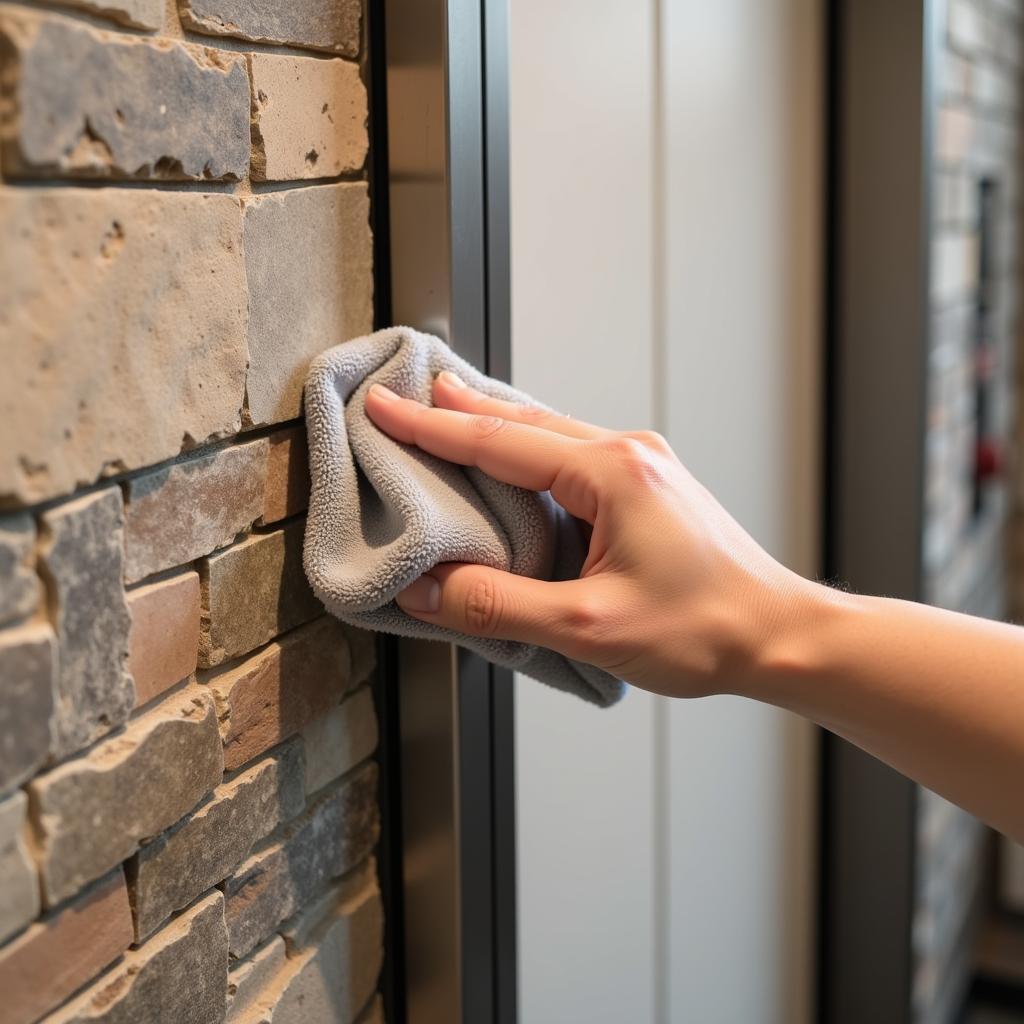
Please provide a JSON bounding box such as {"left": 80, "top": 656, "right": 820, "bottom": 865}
{"left": 396, "top": 562, "right": 577, "bottom": 651}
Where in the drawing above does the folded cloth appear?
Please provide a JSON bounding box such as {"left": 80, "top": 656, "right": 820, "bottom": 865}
{"left": 303, "top": 326, "right": 626, "bottom": 708}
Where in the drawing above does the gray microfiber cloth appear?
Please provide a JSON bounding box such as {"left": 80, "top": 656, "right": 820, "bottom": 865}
{"left": 303, "top": 325, "right": 626, "bottom": 708}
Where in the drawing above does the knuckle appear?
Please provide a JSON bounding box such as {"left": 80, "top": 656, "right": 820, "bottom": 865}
{"left": 627, "top": 429, "right": 670, "bottom": 452}
{"left": 469, "top": 414, "right": 507, "bottom": 440}
{"left": 519, "top": 403, "right": 550, "bottom": 423}
{"left": 464, "top": 575, "right": 503, "bottom": 635}
{"left": 602, "top": 437, "right": 665, "bottom": 489}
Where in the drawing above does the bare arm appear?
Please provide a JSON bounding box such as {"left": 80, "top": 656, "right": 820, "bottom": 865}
{"left": 365, "top": 372, "right": 1024, "bottom": 843}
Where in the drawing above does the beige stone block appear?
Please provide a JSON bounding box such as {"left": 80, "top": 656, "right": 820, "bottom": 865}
{"left": 124, "top": 440, "right": 268, "bottom": 583}
{"left": 45, "top": 892, "right": 228, "bottom": 1024}
{"left": 29, "top": 690, "right": 224, "bottom": 906}
{"left": 223, "top": 762, "right": 378, "bottom": 958}
{"left": 227, "top": 935, "right": 287, "bottom": 1023}
{"left": 180, "top": 0, "right": 361, "bottom": 57}
{"left": 250, "top": 53, "right": 367, "bottom": 181}
{"left": 207, "top": 617, "right": 357, "bottom": 771}
{"left": 0, "top": 868, "right": 132, "bottom": 1024}
{"left": 41, "top": 489, "right": 134, "bottom": 758}
{"left": 0, "top": 188, "right": 248, "bottom": 505}
{"left": 302, "top": 686, "right": 378, "bottom": 796}
{"left": 127, "top": 571, "right": 201, "bottom": 708}
{"left": 261, "top": 427, "right": 311, "bottom": 525}
{"left": 129, "top": 740, "right": 305, "bottom": 940}
{"left": 0, "top": 514, "right": 40, "bottom": 626}
{"left": 198, "top": 519, "right": 323, "bottom": 669}
{"left": 243, "top": 183, "right": 373, "bottom": 425}
{"left": 0, "top": 790, "right": 38, "bottom": 944}
{"left": 0, "top": 8, "right": 249, "bottom": 180}
{"left": 0, "top": 621, "right": 56, "bottom": 793}
{"left": 35, "top": 0, "right": 162, "bottom": 29}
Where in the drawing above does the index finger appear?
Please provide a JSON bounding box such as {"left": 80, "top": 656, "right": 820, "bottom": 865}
{"left": 364, "top": 383, "right": 595, "bottom": 518}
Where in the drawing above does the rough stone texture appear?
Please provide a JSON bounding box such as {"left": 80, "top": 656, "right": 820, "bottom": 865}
{"left": 226, "top": 936, "right": 287, "bottom": 1023}
{"left": 124, "top": 440, "right": 268, "bottom": 583}
{"left": 346, "top": 626, "right": 377, "bottom": 687}
{"left": 129, "top": 741, "right": 305, "bottom": 940}
{"left": 198, "top": 519, "right": 324, "bottom": 669}
{"left": 40, "top": 489, "right": 135, "bottom": 758}
{"left": 179, "top": 0, "right": 361, "bottom": 57}
{"left": 127, "top": 571, "right": 201, "bottom": 708}
{"left": 36, "top": 0, "right": 163, "bottom": 29}
{"left": 206, "top": 617, "right": 357, "bottom": 771}
{"left": 239, "top": 860, "right": 382, "bottom": 1024}
{"left": 249, "top": 53, "right": 367, "bottom": 182}
{"left": 222, "top": 762, "right": 379, "bottom": 958}
{"left": 0, "top": 8, "right": 250, "bottom": 180}
{"left": 261, "top": 427, "right": 311, "bottom": 526}
{"left": 29, "top": 690, "right": 224, "bottom": 906}
{"left": 0, "top": 790, "right": 39, "bottom": 944}
{"left": 302, "top": 687, "right": 377, "bottom": 796}
{"left": 0, "top": 188, "right": 248, "bottom": 505}
{"left": 45, "top": 892, "right": 229, "bottom": 1024}
{"left": 0, "top": 513, "right": 40, "bottom": 625}
{"left": 0, "top": 868, "right": 133, "bottom": 1024}
{"left": 243, "top": 183, "right": 373, "bottom": 425}
{"left": 0, "top": 621, "right": 56, "bottom": 794}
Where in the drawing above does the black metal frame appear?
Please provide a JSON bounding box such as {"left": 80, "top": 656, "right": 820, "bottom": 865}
{"left": 367, "top": 1, "right": 516, "bottom": 1021}
{"left": 819, "top": 0, "right": 936, "bottom": 1020}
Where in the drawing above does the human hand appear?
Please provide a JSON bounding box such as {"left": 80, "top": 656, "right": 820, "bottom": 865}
{"left": 364, "top": 371, "right": 813, "bottom": 698}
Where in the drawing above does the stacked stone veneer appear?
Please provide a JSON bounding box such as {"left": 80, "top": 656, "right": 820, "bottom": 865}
{"left": 916, "top": 2, "right": 1023, "bottom": 1021}
{"left": 0, "top": 1, "right": 383, "bottom": 1021}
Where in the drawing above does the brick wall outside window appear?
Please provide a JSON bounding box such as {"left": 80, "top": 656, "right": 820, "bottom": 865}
{"left": 0, "top": 1, "right": 383, "bottom": 1021}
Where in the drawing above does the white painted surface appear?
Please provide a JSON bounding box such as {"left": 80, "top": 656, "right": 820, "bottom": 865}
{"left": 509, "top": 1, "right": 822, "bottom": 1021}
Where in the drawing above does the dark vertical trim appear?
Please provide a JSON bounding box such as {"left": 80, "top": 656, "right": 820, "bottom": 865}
{"left": 820, "top": 0, "right": 935, "bottom": 1021}
{"left": 366, "top": 4, "right": 405, "bottom": 1022}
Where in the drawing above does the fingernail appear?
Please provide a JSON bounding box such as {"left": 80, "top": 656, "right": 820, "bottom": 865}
{"left": 437, "top": 370, "right": 467, "bottom": 389}
{"left": 397, "top": 575, "right": 441, "bottom": 614}
{"left": 369, "top": 382, "right": 400, "bottom": 401}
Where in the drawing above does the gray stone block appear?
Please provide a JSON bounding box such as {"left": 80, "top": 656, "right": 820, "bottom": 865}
{"left": 35, "top": 0, "right": 163, "bottom": 29}
{"left": 226, "top": 935, "right": 286, "bottom": 1022}
{"left": 45, "top": 891, "right": 229, "bottom": 1024}
{"left": 301, "top": 687, "right": 378, "bottom": 796}
{"left": 223, "top": 762, "right": 379, "bottom": 958}
{"left": 243, "top": 183, "right": 373, "bottom": 425}
{"left": 0, "top": 188, "right": 248, "bottom": 505}
{"left": 0, "top": 791, "right": 39, "bottom": 945}
{"left": 41, "top": 489, "right": 134, "bottom": 759}
{"left": 124, "top": 439, "right": 268, "bottom": 584}
{"left": 30, "top": 690, "right": 224, "bottom": 906}
{"left": 0, "top": 8, "right": 250, "bottom": 180}
{"left": 0, "top": 621, "right": 56, "bottom": 794}
{"left": 130, "top": 740, "right": 305, "bottom": 940}
{"left": 0, "top": 514, "right": 40, "bottom": 626}
{"left": 180, "top": 0, "right": 361, "bottom": 57}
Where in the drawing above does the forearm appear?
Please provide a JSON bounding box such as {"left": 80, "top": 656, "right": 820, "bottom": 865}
{"left": 746, "top": 582, "right": 1024, "bottom": 843}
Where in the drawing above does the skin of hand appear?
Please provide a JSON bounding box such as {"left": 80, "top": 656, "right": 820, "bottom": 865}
{"left": 365, "top": 371, "right": 1024, "bottom": 844}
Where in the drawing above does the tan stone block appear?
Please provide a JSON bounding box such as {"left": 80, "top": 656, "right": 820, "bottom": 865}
{"left": 346, "top": 625, "right": 377, "bottom": 686}
{"left": 250, "top": 53, "right": 367, "bottom": 181}
{"left": 127, "top": 571, "right": 201, "bottom": 708}
{"left": 0, "top": 621, "right": 56, "bottom": 793}
{"left": 266, "top": 859, "right": 383, "bottom": 1024}
{"left": 207, "top": 617, "right": 357, "bottom": 771}
{"left": 261, "top": 427, "right": 311, "bottom": 525}
{"left": 0, "top": 188, "right": 248, "bottom": 505}
{"left": 243, "top": 183, "right": 373, "bottom": 425}
{"left": 0, "top": 868, "right": 132, "bottom": 1024}
{"left": 29, "top": 690, "right": 224, "bottom": 906}
{"left": 0, "top": 514, "right": 40, "bottom": 627}
{"left": 41, "top": 489, "right": 134, "bottom": 758}
{"left": 180, "top": 0, "right": 361, "bottom": 57}
{"left": 35, "top": 0, "right": 162, "bottom": 29}
{"left": 302, "top": 686, "right": 378, "bottom": 796}
{"left": 129, "top": 740, "right": 305, "bottom": 941}
{"left": 0, "top": 8, "right": 249, "bottom": 180}
{"left": 45, "top": 892, "right": 228, "bottom": 1024}
{"left": 124, "top": 440, "right": 268, "bottom": 583}
{"left": 222, "top": 763, "right": 378, "bottom": 958}
{"left": 227, "top": 935, "right": 287, "bottom": 1023}
{"left": 198, "top": 519, "right": 323, "bottom": 669}
{"left": 0, "top": 790, "right": 38, "bottom": 944}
